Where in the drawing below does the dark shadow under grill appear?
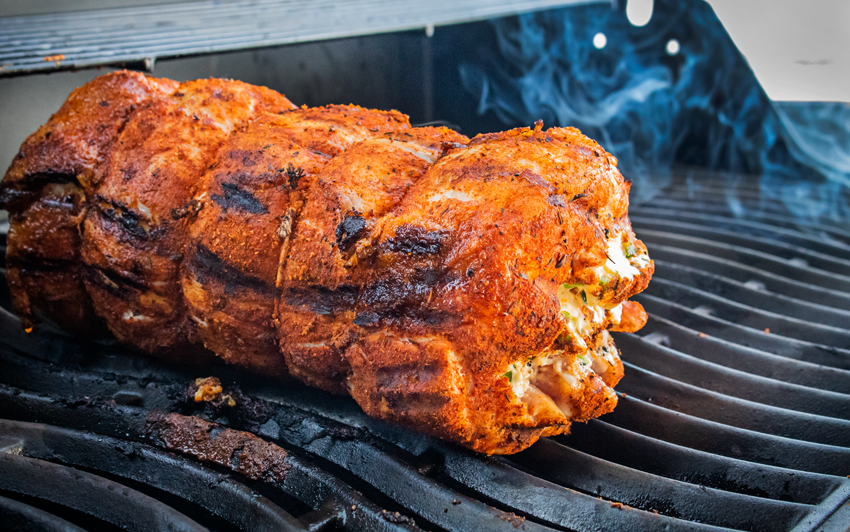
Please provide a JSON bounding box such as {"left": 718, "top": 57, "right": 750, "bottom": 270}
{"left": 0, "top": 174, "right": 848, "bottom": 532}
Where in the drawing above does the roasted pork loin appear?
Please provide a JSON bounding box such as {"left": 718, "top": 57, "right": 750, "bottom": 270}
{"left": 1, "top": 72, "right": 653, "bottom": 454}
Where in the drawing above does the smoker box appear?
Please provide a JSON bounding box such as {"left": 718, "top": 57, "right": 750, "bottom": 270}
{"left": 0, "top": 1, "right": 848, "bottom": 531}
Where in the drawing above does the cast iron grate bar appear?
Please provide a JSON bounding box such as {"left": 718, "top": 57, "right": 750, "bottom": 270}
{"left": 633, "top": 209, "right": 850, "bottom": 259}
{"left": 602, "top": 394, "right": 850, "bottom": 475}
{"left": 642, "top": 277, "right": 850, "bottom": 350}
{"left": 0, "top": 328, "right": 844, "bottom": 529}
{"left": 0, "top": 377, "right": 740, "bottom": 532}
{"left": 0, "top": 0, "right": 595, "bottom": 77}
{"left": 436, "top": 444, "right": 743, "bottom": 531}
{"left": 0, "top": 417, "right": 423, "bottom": 532}
{"left": 616, "top": 361, "right": 850, "bottom": 445}
{"left": 631, "top": 217, "right": 850, "bottom": 278}
{"left": 2, "top": 174, "right": 850, "bottom": 531}
{"left": 0, "top": 322, "right": 847, "bottom": 531}
{"left": 659, "top": 178, "right": 850, "bottom": 201}
{"left": 644, "top": 277, "right": 850, "bottom": 347}
{"left": 0, "top": 452, "right": 209, "bottom": 532}
{"left": 637, "top": 314, "right": 850, "bottom": 394}
{"left": 0, "top": 354, "right": 563, "bottom": 531}
{"left": 651, "top": 260, "right": 850, "bottom": 329}
{"left": 791, "top": 483, "right": 850, "bottom": 532}
{"left": 262, "top": 385, "right": 744, "bottom": 532}
{"left": 641, "top": 243, "right": 850, "bottom": 312}
{"left": 501, "top": 439, "right": 810, "bottom": 532}
{"left": 635, "top": 293, "right": 850, "bottom": 369}
{"left": 0, "top": 419, "right": 310, "bottom": 532}
{"left": 647, "top": 203, "right": 850, "bottom": 239}
{"left": 636, "top": 199, "right": 850, "bottom": 242}
{"left": 635, "top": 229, "right": 850, "bottom": 294}
{"left": 561, "top": 420, "right": 843, "bottom": 506}
{"left": 0, "top": 493, "right": 87, "bottom": 532}
{"left": 614, "top": 332, "right": 850, "bottom": 419}
{"left": 651, "top": 172, "right": 850, "bottom": 197}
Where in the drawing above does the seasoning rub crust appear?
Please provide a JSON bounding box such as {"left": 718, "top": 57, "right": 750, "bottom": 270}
{"left": 1, "top": 72, "right": 653, "bottom": 455}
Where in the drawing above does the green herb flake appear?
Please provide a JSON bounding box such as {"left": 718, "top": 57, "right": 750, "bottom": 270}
{"left": 624, "top": 242, "right": 638, "bottom": 259}
{"left": 562, "top": 282, "right": 582, "bottom": 291}
{"left": 562, "top": 311, "right": 578, "bottom": 325}
{"left": 504, "top": 370, "right": 513, "bottom": 383}
{"left": 598, "top": 274, "right": 611, "bottom": 287}
{"left": 577, "top": 354, "right": 590, "bottom": 365}
{"left": 580, "top": 290, "right": 588, "bottom": 304}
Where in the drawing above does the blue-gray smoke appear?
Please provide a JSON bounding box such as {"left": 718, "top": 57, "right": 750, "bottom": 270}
{"left": 458, "top": 0, "right": 849, "bottom": 226}
{"left": 769, "top": 101, "right": 850, "bottom": 223}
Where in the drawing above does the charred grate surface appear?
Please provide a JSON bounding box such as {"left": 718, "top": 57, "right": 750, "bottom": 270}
{"left": 0, "top": 173, "right": 849, "bottom": 531}
{"left": 0, "top": 0, "right": 595, "bottom": 77}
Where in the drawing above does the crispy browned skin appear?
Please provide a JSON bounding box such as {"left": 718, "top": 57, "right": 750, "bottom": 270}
{"left": 5, "top": 183, "right": 104, "bottom": 335}
{"left": 610, "top": 300, "right": 648, "bottom": 333}
{"left": 0, "top": 71, "right": 177, "bottom": 335}
{"left": 275, "top": 123, "right": 651, "bottom": 453}
{"left": 3, "top": 74, "right": 654, "bottom": 455}
{"left": 341, "top": 125, "right": 652, "bottom": 453}
{"left": 277, "top": 126, "right": 467, "bottom": 392}
{"left": 80, "top": 78, "right": 294, "bottom": 354}
{"left": 183, "top": 105, "right": 410, "bottom": 375}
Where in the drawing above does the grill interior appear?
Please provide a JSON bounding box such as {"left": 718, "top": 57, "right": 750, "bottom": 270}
{"left": 0, "top": 173, "right": 848, "bottom": 532}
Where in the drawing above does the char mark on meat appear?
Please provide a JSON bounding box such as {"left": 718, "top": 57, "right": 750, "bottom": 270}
{"left": 335, "top": 212, "right": 367, "bottom": 251}
{"left": 385, "top": 224, "right": 446, "bottom": 255}
{"left": 284, "top": 286, "right": 357, "bottom": 316}
{"left": 0, "top": 173, "right": 79, "bottom": 210}
{"left": 188, "top": 244, "right": 274, "bottom": 295}
{"left": 84, "top": 267, "right": 149, "bottom": 298}
{"left": 210, "top": 182, "right": 269, "bottom": 214}
{"left": 94, "top": 196, "right": 153, "bottom": 239}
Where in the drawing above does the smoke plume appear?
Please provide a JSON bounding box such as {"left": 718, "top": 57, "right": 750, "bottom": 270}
{"left": 458, "top": 0, "right": 850, "bottom": 226}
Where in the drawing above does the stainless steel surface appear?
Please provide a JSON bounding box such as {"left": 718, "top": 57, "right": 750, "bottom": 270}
{"left": 0, "top": 0, "right": 601, "bottom": 77}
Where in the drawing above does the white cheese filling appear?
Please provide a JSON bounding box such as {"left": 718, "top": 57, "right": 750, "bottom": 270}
{"left": 593, "top": 232, "right": 651, "bottom": 283}
{"left": 502, "top": 335, "right": 617, "bottom": 420}
{"left": 605, "top": 235, "right": 641, "bottom": 279}
{"left": 499, "top": 232, "right": 649, "bottom": 417}
{"left": 503, "top": 360, "right": 534, "bottom": 399}
{"left": 609, "top": 303, "right": 623, "bottom": 325}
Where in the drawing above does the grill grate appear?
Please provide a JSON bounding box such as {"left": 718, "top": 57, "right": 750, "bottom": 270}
{"left": 0, "top": 175, "right": 849, "bottom": 531}
{"left": 0, "top": 0, "right": 593, "bottom": 77}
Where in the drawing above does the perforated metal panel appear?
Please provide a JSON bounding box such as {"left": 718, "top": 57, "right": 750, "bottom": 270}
{"left": 0, "top": 0, "right": 595, "bottom": 77}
